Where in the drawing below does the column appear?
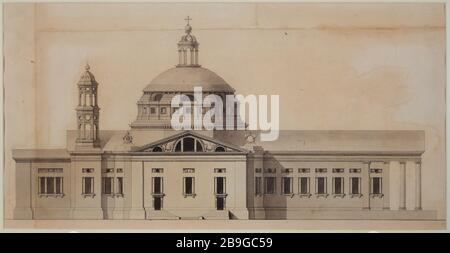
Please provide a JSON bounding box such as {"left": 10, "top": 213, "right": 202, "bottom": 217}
{"left": 382, "top": 161, "right": 390, "bottom": 209}
{"left": 399, "top": 162, "right": 406, "bottom": 210}
{"left": 389, "top": 161, "right": 400, "bottom": 210}
{"left": 405, "top": 161, "right": 417, "bottom": 210}
{"left": 415, "top": 162, "right": 422, "bottom": 210}
{"left": 362, "top": 162, "right": 370, "bottom": 209}
{"left": 195, "top": 50, "right": 198, "bottom": 65}
{"left": 78, "top": 89, "right": 82, "bottom": 106}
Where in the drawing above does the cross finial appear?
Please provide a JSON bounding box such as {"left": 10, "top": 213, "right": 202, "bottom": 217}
{"left": 185, "top": 16, "right": 192, "bottom": 25}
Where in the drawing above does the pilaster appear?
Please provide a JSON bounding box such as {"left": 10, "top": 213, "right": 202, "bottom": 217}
{"left": 389, "top": 161, "right": 400, "bottom": 210}
{"left": 362, "top": 162, "right": 370, "bottom": 209}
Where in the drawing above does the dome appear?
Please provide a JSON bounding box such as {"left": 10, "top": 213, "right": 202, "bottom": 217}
{"left": 143, "top": 67, "right": 235, "bottom": 93}
{"left": 77, "top": 63, "right": 98, "bottom": 86}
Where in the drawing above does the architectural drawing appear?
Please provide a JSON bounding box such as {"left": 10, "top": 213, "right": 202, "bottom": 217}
{"left": 11, "top": 19, "right": 437, "bottom": 220}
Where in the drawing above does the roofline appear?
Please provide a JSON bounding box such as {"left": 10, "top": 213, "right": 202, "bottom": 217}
{"left": 262, "top": 150, "right": 425, "bottom": 156}
{"left": 12, "top": 149, "right": 71, "bottom": 162}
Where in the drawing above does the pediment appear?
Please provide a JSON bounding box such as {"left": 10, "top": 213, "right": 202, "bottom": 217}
{"left": 132, "top": 131, "right": 247, "bottom": 153}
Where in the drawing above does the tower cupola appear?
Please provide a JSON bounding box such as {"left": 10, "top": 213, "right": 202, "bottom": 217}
{"left": 75, "top": 63, "right": 100, "bottom": 148}
{"left": 177, "top": 16, "right": 200, "bottom": 67}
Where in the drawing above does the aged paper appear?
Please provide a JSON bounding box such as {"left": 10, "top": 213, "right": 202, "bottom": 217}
{"left": 2, "top": 2, "right": 447, "bottom": 230}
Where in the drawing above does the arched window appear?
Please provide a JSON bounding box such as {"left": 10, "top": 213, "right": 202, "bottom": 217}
{"left": 196, "top": 140, "right": 204, "bottom": 152}
{"left": 152, "top": 93, "right": 163, "bottom": 102}
{"left": 183, "top": 137, "right": 195, "bottom": 152}
{"left": 186, "top": 94, "right": 194, "bottom": 102}
{"left": 175, "top": 141, "right": 182, "bottom": 152}
{"left": 215, "top": 146, "right": 225, "bottom": 152}
{"left": 173, "top": 137, "right": 204, "bottom": 152}
{"left": 152, "top": 146, "right": 163, "bottom": 152}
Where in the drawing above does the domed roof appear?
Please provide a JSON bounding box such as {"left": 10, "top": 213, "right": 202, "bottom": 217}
{"left": 143, "top": 67, "right": 235, "bottom": 93}
{"left": 77, "top": 63, "right": 98, "bottom": 86}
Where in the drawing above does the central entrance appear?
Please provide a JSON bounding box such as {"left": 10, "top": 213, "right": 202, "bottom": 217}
{"left": 216, "top": 197, "right": 225, "bottom": 210}
{"left": 215, "top": 177, "right": 226, "bottom": 210}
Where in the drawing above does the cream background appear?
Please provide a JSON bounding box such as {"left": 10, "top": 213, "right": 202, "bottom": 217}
{"left": 3, "top": 3, "right": 446, "bottom": 226}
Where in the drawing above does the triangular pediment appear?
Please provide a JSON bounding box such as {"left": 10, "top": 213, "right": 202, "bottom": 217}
{"left": 132, "top": 131, "right": 247, "bottom": 153}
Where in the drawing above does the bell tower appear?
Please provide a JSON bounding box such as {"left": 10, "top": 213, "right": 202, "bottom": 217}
{"left": 75, "top": 63, "right": 100, "bottom": 148}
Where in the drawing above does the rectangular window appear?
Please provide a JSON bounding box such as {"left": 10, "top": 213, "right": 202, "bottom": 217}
{"left": 214, "top": 168, "right": 226, "bottom": 173}
{"left": 298, "top": 168, "right": 310, "bottom": 173}
{"left": 316, "top": 177, "right": 327, "bottom": 194}
{"left": 216, "top": 197, "right": 225, "bottom": 210}
{"left": 160, "top": 107, "right": 167, "bottom": 114}
{"left": 332, "top": 168, "right": 344, "bottom": 173}
{"left": 47, "top": 177, "right": 55, "bottom": 194}
{"left": 150, "top": 107, "right": 156, "bottom": 114}
{"left": 333, "top": 177, "right": 344, "bottom": 195}
{"left": 184, "top": 177, "right": 195, "bottom": 195}
{"left": 299, "top": 177, "right": 310, "bottom": 194}
{"left": 371, "top": 177, "right": 382, "bottom": 195}
{"left": 315, "top": 168, "right": 327, "bottom": 173}
{"left": 154, "top": 197, "right": 162, "bottom": 210}
{"left": 116, "top": 177, "right": 123, "bottom": 195}
{"left": 152, "top": 168, "right": 164, "bottom": 173}
{"left": 82, "top": 168, "right": 94, "bottom": 173}
{"left": 56, "top": 177, "right": 63, "bottom": 194}
{"left": 104, "top": 168, "right": 114, "bottom": 173}
{"left": 215, "top": 177, "right": 226, "bottom": 195}
{"left": 282, "top": 177, "right": 293, "bottom": 194}
{"left": 152, "top": 177, "right": 163, "bottom": 210}
{"left": 370, "top": 168, "right": 383, "bottom": 174}
{"left": 255, "top": 177, "right": 262, "bottom": 195}
{"left": 282, "top": 168, "right": 293, "bottom": 173}
{"left": 350, "top": 177, "right": 361, "bottom": 194}
{"left": 38, "top": 177, "right": 63, "bottom": 195}
{"left": 82, "top": 177, "right": 94, "bottom": 195}
{"left": 102, "top": 177, "right": 113, "bottom": 195}
{"left": 38, "top": 168, "right": 63, "bottom": 173}
{"left": 264, "top": 177, "right": 276, "bottom": 194}
{"left": 264, "top": 168, "right": 276, "bottom": 173}
{"left": 39, "top": 177, "right": 46, "bottom": 194}
{"left": 153, "top": 177, "right": 163, "bottom": 194}
{"left": 215, "top": 177, "right": 226, "bottom": 210}
{"left": 183, "top": 168, "right": 195, "bottom": 173}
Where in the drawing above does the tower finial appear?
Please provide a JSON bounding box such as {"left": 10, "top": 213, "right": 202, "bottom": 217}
{"left": 184, "top": 16, "right": 192, "bottom": 35}
{"left": 185, "top": 16, "right": 192, "bottom": 25}
{"left": 85, "top": 62, "right": 90, "bottom": 71}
